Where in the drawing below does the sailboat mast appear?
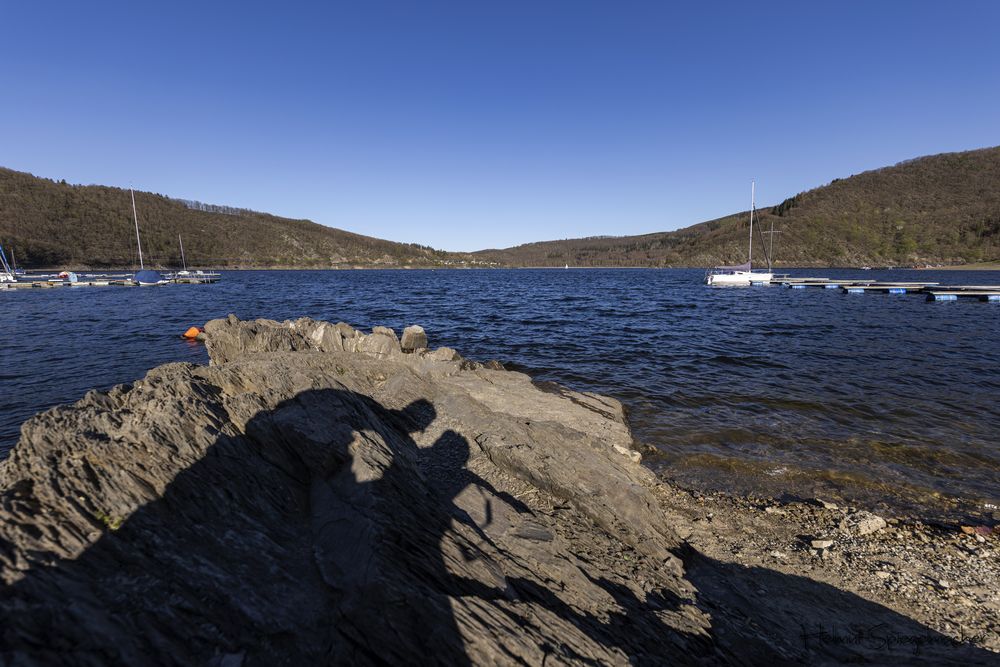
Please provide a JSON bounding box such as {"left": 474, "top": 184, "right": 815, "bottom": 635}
{"left": 0, "top": 245, "right": 12, "bottom": 275}
{"left": 179, "top": 235, "right": 187, "bottom": 270}
{"left": 767, "top": 218, "right": 775, "bottom": 272}
{"left": 131, "top": 188, "right": 144, "bottom": 270}
{"left": 748, "top": 180, "right": 755, "bottom": 269}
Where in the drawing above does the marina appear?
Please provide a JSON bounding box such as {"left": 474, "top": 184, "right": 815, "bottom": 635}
{"left": 1, "top": 194, "right": 222, "bottom": 290}
{"left": 0, "top": 271, "right": 221, "bottom": 289}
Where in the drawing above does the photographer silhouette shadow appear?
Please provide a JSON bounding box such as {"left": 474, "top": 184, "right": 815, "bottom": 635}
{"left": 0, "top": 386, "right": 994, "bottom": 665}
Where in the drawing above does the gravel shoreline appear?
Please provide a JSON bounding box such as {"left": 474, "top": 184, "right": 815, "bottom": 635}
{"left": 650, "top": 478, "right": 1000, "bottom": 654}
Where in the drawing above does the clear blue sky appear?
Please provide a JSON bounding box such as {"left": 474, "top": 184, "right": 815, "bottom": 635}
{"left": 2, "top": 1, "right": 998, "bottom": 251}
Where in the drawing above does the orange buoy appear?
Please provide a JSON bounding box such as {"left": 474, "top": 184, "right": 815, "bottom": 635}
{"left": 182, "top": 326, "right": 202, "bottom": 339}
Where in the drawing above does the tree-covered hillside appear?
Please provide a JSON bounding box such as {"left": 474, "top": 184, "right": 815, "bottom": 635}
{"left": 474, "top": 146, "right": 1000, "bottom": 267}
{"left": 0, "top": 169, "right": 457, "bottom": 268}
{"left": 4, "top": 146, "right": 1000, "bottom": 269}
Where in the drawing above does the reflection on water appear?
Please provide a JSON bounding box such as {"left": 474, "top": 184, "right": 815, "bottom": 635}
{"left": 2, "top": 268, "right": 998, "bottom": 520}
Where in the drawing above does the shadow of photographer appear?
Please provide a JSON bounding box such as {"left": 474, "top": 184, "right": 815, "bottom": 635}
{"left": 1, "top": 385, "right": 994, "bottom": 666}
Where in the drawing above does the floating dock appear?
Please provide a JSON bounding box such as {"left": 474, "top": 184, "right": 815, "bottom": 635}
{"left": 777, "top": 278, "right": 865, "bottom": 287}
{"left": 841, "top": 283, "right": 935, "bottom": 294}
{"left": 162, "top": 272, "right": 221, "bottom": 285}
{"left": 766, "top": 276, "right": 1000, "bottom": 302}
{"left": 925, "top": 289, "right": 1000, "bottom": 302}
{"left": 1, "top": 272, "right": 221, "bottom": 290}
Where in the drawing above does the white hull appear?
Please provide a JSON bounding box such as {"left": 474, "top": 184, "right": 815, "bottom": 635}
{"left": 706, "top": 270, "right": 773, "bottom": 285}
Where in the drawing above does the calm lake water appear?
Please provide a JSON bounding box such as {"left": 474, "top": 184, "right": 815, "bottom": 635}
{"left": 2, "top": 269, "right": 998, "bottom": 520}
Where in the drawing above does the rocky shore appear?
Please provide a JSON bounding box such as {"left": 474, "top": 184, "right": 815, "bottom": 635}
{"left": 0, "top": 316, "right": 996, "bottom": 665}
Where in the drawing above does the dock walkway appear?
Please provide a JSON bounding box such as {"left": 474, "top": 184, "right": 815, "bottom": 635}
{"left": 1, "top": 272, "right": 221, "bottom": 290}
{"left": 764, "top": 276, "right": 1000, "bottom": 302}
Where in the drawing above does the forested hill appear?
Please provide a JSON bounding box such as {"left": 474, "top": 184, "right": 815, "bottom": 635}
{"left": 473, "top": 146, "right": 1000, "bottom": 268}
{"left": 5, "top": 146, "right": 1000, "bottom": 270}
{"left": 0, "top": 168, "right": 459, "bottom": 269}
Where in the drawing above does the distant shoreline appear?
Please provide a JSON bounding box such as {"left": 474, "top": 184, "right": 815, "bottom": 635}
{"left": 932, "top": 261, "right": 1000, "bottom": 270}
{"left": 15, "top": 263, "right": 1000, "bottom": 272}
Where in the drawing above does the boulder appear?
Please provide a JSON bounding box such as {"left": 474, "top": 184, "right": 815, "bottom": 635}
{"left": 840, "top": 511, "right": 888, "bottom": 536}
{"left": 400, "top": 325, "right": 428, "bottom": 352}
{"left": 356, "top": 325, "right": 401, "bottom": 359}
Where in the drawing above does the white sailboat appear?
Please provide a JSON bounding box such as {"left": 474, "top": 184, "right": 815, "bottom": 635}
{"left": 130, "top": 188, "right": 163, "bottom": 285}
{"left": 0, "top": 244, "right": 16, "bottom": 283}
{"left": 163, "top": 234, "right": 220, "bottom": 283}
{"left": 705, "top": 180, "right": 775, "bottom": 285}
{"left": 176, "top": 235, "right": 191, "bottom": 276}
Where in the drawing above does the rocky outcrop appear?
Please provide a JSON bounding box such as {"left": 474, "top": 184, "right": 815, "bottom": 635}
{"left": 0, "top": 316, "right": 992, "bottom": 665}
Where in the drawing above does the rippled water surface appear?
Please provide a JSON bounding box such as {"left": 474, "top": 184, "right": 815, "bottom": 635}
{"left": 3, "top": 269, "right": 998, "bottom": 519}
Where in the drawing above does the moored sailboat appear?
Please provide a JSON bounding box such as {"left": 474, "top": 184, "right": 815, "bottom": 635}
{"left": 176, "top": 235, "right": 190, "bottom": 276}
{"left": 129, "top": 188, "right": 163, "bottom": 285}
{"left": 705, "top": 181, "right": 775, "bottom": 285}
{"left": 0, "top": 244, "right": 16, "bottom": 283}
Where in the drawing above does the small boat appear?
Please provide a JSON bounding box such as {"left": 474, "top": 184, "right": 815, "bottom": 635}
{"left": 705, "top": 261, "right": 770, "bottom": 286}
{"left": 9, "top": 248, "right": 25, "bottom": 276}
{"left": 160, "top": 235, "right": 223, "bottom": 283}
{"left": 134, "top": 269, "right": 162, "bottom": 286}
{"left": 0, "top": 244, "right": 16, "bottom": 283}
{"left": 564, "top": 264, "right": 569, "bottom": 270}
{"left": 176, "top": 235, "right": 191, "bottom": 276}
{"left": 129, "top": 188, "right": 163, "bottom": 285}
{"left": 0, "top": 256, "right": 17, "bottom": 283}
{"left": 706, "top": 180, "right": 775, "bottom": 285}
